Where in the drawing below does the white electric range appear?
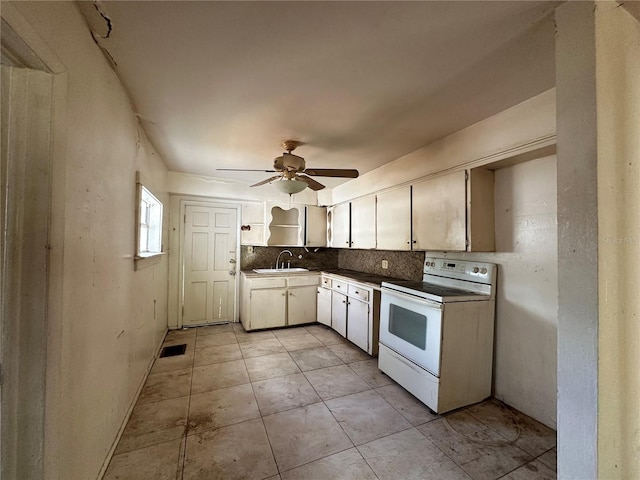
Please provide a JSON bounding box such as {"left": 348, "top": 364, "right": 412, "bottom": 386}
{"left": 378, "top": 257, "right": 497, "bottom": 414}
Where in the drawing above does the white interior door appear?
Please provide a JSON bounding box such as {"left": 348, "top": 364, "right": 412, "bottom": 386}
{"left": 183, "top": 205, "right": 238, "bottom": 326}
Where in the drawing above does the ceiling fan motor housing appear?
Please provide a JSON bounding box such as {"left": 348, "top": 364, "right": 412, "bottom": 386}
{"left": 273, "top": 152, "right": 305, "bottom": 172}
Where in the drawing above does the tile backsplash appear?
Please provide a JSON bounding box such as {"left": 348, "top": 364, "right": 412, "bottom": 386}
{"left": 240, "top": 245, "right": 424, "bottom": 281}
{"left": 240, "top": 246, "right": 339, "bottom": 271}
{"left": 338, "top": 249, "right": 425, "bottom": 281}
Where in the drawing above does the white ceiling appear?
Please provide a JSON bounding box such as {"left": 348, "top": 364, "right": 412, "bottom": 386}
{"left": 86, "top": 1, "right": 558, "bottom": 189}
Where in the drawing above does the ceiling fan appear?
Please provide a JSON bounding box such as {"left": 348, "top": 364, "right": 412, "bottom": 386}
{"left": 217, "top": 140, "right": 359, "bottom": 194}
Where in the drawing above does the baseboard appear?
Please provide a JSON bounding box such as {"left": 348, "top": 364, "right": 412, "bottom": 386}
{"left": 96, "top": 330, "right": 168, "bottom": 479}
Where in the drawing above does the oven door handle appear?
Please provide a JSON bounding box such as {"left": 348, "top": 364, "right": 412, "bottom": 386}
{"left": 381, "top": 288, "right": 443, "bottom": 310}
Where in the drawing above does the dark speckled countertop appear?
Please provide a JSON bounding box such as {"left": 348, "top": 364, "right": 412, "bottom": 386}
{"left": 319, "top": 269, "right": 404, "bottom": 289}
{"left": 241, "top": 268, "right": 403, "bottom": 290}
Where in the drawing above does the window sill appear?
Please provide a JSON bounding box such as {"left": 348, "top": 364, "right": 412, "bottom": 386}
{"left": 134, "top": 252, "right": 166, "bottom": 271}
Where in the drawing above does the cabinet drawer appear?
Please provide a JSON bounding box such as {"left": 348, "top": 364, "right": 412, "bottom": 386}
{"left": 348, "top": 284, "right": 370, "bottom": 302}
{"left": 248, "top": 277, "right": 287, "bottom": 289}
{"left": 288, "top": 275, "right": 320, "bottom": 287}
{"left": 321, "top": 276, "right": 332, "bottom": 289}
{"left": 332, "top": 279, "right": 348, "bottom": 292}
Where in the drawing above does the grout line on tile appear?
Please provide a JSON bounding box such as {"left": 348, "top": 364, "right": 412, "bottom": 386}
{"left": 276, "top": 444, "right": 361, "bottom": 478}
{"left": 181, "top": 330, "right": 199, "bottom": 475}
{"left": 412, "top": 426, "right": 475, "bottom": 479}
{"left": 176, "top": 434, "right": 188, "bottom": 480}
{"left": 259, "top": 415, "right": 283, "bottom": 476}
{"left": 533, "top": 446, "right": 558, "bottom": 472}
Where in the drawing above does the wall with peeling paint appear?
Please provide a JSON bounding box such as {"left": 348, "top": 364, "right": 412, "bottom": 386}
{"left": 2, "top": 2, "right": 170, "bottom": 479}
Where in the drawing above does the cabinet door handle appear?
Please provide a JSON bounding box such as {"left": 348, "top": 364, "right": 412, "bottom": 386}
{"left": 342, "top": 300, "right": 346, "bottom": 304}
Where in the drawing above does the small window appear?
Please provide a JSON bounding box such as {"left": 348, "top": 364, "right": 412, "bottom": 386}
{"left": 135, "top": 173, "right": 164, "bottom": 265}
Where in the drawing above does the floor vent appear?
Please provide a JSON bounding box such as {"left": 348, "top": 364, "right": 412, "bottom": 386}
{"left": 159, "top": 344, "right": 187, "bottom": 358}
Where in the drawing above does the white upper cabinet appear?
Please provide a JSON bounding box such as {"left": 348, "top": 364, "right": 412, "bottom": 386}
{"left": 305, "top": 205, "right": 327, "bottom": 247}
{"left": 371, "top": 169, "right": 494, "bottom": 252}
{"left": 376, "top": 186, "right": 412, "bottom": 250}
{"left": 412, "top": 171, "right": 467, "bottom": 251}
{"left": 466, "top": 168, "right": 495, "bottom": 252}
{"left": 350, "top": 195, "right": 376, "bottom": 249}
{"left": 240, "top": 201, "right": 265, "bottom": 246}
{"left": 329, "top": 202, "right": 350, "bottom": 248}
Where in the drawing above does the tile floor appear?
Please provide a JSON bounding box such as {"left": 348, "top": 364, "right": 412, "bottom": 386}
{"left": 104, "top": 323, "right": 557, "bottom": 480}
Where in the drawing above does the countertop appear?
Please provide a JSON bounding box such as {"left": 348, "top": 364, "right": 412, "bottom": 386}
{"left": 320, "top": 269, "right": 405, "bottom": 289}
{"left": 241, "top": 268, "right": 404, "bottom": 289}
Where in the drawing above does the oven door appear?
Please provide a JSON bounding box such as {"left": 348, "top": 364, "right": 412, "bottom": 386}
{"left": 380, "top": 287, "right": 443, "bottom": 376}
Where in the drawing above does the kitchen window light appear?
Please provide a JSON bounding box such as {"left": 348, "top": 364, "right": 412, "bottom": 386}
{"left": 139, "top": 186, "right": 162, "bottom": 255}
{"left": 135, "top": 172, "right": 164, "bottom": 269}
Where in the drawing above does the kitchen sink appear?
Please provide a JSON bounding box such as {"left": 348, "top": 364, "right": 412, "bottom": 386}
{"left": 253, "top": 268, "right": 309, "bottom": 274}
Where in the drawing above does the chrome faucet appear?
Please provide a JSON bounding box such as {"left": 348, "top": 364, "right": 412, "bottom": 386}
{"left": 275, "top": 249, "right": 293, "bottom": 269}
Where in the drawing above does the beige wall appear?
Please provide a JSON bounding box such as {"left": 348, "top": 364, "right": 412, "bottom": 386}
{"left": 448, "top": 156, "right": 558, "bottom": 428}
{"left": 596, "top": 2, "right": 640, "bottom": 478}
{"left": 3, "top": 2, "right": 170, "bottom": 479}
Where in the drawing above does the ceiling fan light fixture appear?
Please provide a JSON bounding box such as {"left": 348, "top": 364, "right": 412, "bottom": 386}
{"left": 274, "top": 178, "right": 307, "bottom": 195}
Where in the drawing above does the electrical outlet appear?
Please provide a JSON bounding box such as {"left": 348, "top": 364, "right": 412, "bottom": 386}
{"left": 247, "top": 245, "right": 254, "bottom": 254}
{"left": 382, "top": 260, "right": 389, "bottom": 269}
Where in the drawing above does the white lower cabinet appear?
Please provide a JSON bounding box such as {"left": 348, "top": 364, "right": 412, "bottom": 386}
{"left": 324, "top": 274, "right": 380, "bottom": 355}
{"left": 317, "top": 284, "right": 332, "bottom": 327}
{"left": 249, "top": 288, "right": 286, "bottom": 329}
{"left": 240, "top": 273, "right": 319, "bottom": 331}
{"left": 346, "top": 297, "right": 369, "bottom": 352}
{"left": 331, "top": 291, "right": 348, "bottom": 337}
{"left": 287, "top": 285, "right": 318, "bottom": 326}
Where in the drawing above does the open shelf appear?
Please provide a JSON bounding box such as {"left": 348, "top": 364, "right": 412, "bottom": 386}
{"left": 268, "top": 206, "right": 302, "bottom": 246}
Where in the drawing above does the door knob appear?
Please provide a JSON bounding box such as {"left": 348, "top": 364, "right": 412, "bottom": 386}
{"left": 229, "top": 270, "right": 236, "bottom": 276}
{"left": 229, "top": 259, "right": 237, "bottom": 264}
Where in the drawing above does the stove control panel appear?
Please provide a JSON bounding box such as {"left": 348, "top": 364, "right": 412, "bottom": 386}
{"left": 424, "top": 257, "right": 495, "bottom": 284}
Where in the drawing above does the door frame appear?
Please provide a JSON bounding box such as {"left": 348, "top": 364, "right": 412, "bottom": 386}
{"left": 1, "top": 4, "right": 68, "bottom": 479}
{"left": 168, "top": 195, "right": 241, "bottom": 329}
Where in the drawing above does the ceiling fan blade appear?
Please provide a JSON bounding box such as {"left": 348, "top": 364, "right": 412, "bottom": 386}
{"left": 250, "top": 175, "right": 282, "bottom": 187}
{"left": 217, "top": 168, "right": 277, "bottom": 172}
{"left": 297, "top": 175, "right": 325, "bottom": 191}
{"left": 303, "top": 168, "right": 359, "bottom": 178}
